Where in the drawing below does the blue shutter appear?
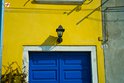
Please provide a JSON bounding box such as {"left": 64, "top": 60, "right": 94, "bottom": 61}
{"left": 29, "top": 52, "right": 92, "bottom": 83}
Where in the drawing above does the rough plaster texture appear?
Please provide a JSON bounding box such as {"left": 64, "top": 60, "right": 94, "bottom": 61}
{"left": 102, "top": 0, "right": 124, "bottom": 83}
{"left": 102, "top": 0, "right": 124, "bottom": 8}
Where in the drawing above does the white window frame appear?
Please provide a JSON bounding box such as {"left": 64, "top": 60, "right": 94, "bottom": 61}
{"left": 23, "top": 46, "right": 98, "bottom": 83}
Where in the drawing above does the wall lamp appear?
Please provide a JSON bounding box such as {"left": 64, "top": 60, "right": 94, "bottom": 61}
{"left": 56, "top": 25, "right": 65, "bottom": 43}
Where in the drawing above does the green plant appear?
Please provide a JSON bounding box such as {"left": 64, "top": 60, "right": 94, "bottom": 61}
{"left": 0, "top": 62, "right": 27, "bottom": 83}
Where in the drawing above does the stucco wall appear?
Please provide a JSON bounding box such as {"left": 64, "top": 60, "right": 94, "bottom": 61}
{"left": 102, "top": 0, "right": 124, "bottom": 83}
{"left": 102, "top": 0, "right": 124, "bottom": 8}
{"left": 2, "top": 0, "right": 105, "bottom": 82}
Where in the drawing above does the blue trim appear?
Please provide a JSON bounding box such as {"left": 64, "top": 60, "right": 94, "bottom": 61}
{"left": 0, "top": 0, "right": 4, "bottom": 78}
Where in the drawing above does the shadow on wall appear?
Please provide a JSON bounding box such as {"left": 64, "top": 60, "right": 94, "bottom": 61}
{"left": 41, "top": 35, "right": 58, "bottom": 51}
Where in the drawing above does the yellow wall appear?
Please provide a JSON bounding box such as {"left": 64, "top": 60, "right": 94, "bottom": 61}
{"left": 2, "top": 0, "right": 105, "bottom": 82}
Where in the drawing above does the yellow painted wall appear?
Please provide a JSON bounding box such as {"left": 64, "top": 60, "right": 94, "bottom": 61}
{"left": 2, "top": 0, "right": 105, "bottom": 83}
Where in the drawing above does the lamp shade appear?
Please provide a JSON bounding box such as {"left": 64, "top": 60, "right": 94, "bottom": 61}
{"left": 56, "top": 25, "right": 65, "bottom": 37}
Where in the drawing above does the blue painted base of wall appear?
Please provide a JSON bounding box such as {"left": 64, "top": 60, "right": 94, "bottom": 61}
{"left": 0, "top": 0, "right": 4, "bottom": 79}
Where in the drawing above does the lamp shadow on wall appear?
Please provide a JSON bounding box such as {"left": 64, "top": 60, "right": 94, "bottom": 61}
{"left": 41, "top": 35, "right": 58, "bottom": 51}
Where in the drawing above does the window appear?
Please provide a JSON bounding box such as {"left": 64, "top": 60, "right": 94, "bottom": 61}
{"left": 33, "top": 0, "right": 84, "bottom": 5}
